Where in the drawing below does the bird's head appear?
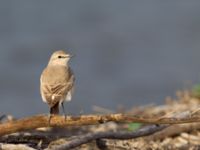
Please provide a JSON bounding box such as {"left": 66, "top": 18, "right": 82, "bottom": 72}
{"left": 48, "top": 50, "right": 74, "bottom": 66}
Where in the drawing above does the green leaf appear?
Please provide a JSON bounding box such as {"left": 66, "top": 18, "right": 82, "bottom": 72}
{"left": 128, "top": 123, "right": 142, "bottom": 131}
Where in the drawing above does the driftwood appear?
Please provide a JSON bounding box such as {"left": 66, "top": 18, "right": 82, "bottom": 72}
{"left": 0, "top": 113, "right": 200, "bottom": 137}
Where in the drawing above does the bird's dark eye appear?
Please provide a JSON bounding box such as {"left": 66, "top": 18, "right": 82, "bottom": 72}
{"left": 58, "top": 56, "right": 62, "bottom": 58}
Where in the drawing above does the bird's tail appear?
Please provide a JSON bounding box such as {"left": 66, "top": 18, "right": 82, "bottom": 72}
{"left": 50, "top": 102, "right": 59, "bottom": 114}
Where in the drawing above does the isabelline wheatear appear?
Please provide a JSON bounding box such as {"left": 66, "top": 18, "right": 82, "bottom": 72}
{"left": 40, "top": 50, "right": 75, "bottom": 122}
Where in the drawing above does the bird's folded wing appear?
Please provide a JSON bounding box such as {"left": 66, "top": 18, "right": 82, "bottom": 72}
{"left": 41, "top": 83, "right": 68, "bottom": 106}
{"left": 50, "top": 84, "right": 69, "bottom": 95}
{"left": 41, "top": 77, "right": 74, "bottom": 105}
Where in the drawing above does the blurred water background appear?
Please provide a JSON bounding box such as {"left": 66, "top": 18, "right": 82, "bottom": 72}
{"left": 0, "top": 1, "right": 200, "bottom": 117}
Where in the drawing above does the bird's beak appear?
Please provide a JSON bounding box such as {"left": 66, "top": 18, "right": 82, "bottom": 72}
{"left": 63, "top": 54, "right": 75, "bottom": 58}
{"left": 69, "top": 54, "right": 75, "bottom": 58}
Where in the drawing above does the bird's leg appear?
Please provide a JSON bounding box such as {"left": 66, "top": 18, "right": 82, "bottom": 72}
{"left": 48, "top": 113, "right": 52, "bottom": 126}
{"left": 48, "top": 106, "right": 54, "bottom": 126}
{"left": 61, "top": 102, "right": 67, "bottom": 121}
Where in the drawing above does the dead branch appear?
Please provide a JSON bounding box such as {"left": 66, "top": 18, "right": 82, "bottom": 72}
{"left": 0, "top": 132, "right": 54, "bottom": 148}
{"left": 145, "top": 122, "right": 200, "bottom": 141}
{"left": 0, "top": 113, "right": 200, "bottom": 136}
{"left": 49, "top": 125, "right": 168, "bottom": 150}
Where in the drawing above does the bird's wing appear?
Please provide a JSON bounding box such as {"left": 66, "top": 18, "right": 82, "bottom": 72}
{"left": 41, "top": 78, "right": 75, "bottom": 106}
{"left": 40, "top": 66, "right": 75, "bottom": 106}
{"left": 50, "top": 68, "right": 75, "bottom": 95}
{"left": 41, "top": 83, "right": 69, "bottom": 106}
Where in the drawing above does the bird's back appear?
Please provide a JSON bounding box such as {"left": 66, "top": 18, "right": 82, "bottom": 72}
{"left": 40, "top": 66, "right": 74, "bottom": 107}
{"left": 41, "top": 66, "right": 70, "bottom": 84}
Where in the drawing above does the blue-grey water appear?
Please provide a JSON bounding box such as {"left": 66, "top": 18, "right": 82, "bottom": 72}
{"left": 0, "top": 1, "right": 200, "bottom": 118}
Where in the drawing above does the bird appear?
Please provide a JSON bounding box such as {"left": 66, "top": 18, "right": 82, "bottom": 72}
{"left": 40, "top": 50, "right": 75, "bottom": 123}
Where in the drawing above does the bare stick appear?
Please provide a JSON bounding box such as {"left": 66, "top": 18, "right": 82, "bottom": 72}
{"left": 0, "top": 113, "right": 200, "bottom": 136}
{"left": 50, "top": 125, "right": 168, "bottom": 150}
{"left": 146, "top": 123, "right": 200, "bottom": 141}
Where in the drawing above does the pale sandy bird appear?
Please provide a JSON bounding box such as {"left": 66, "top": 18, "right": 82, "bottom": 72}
{"left": 40, "top": 50, "right": 75, "bottom": 121}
